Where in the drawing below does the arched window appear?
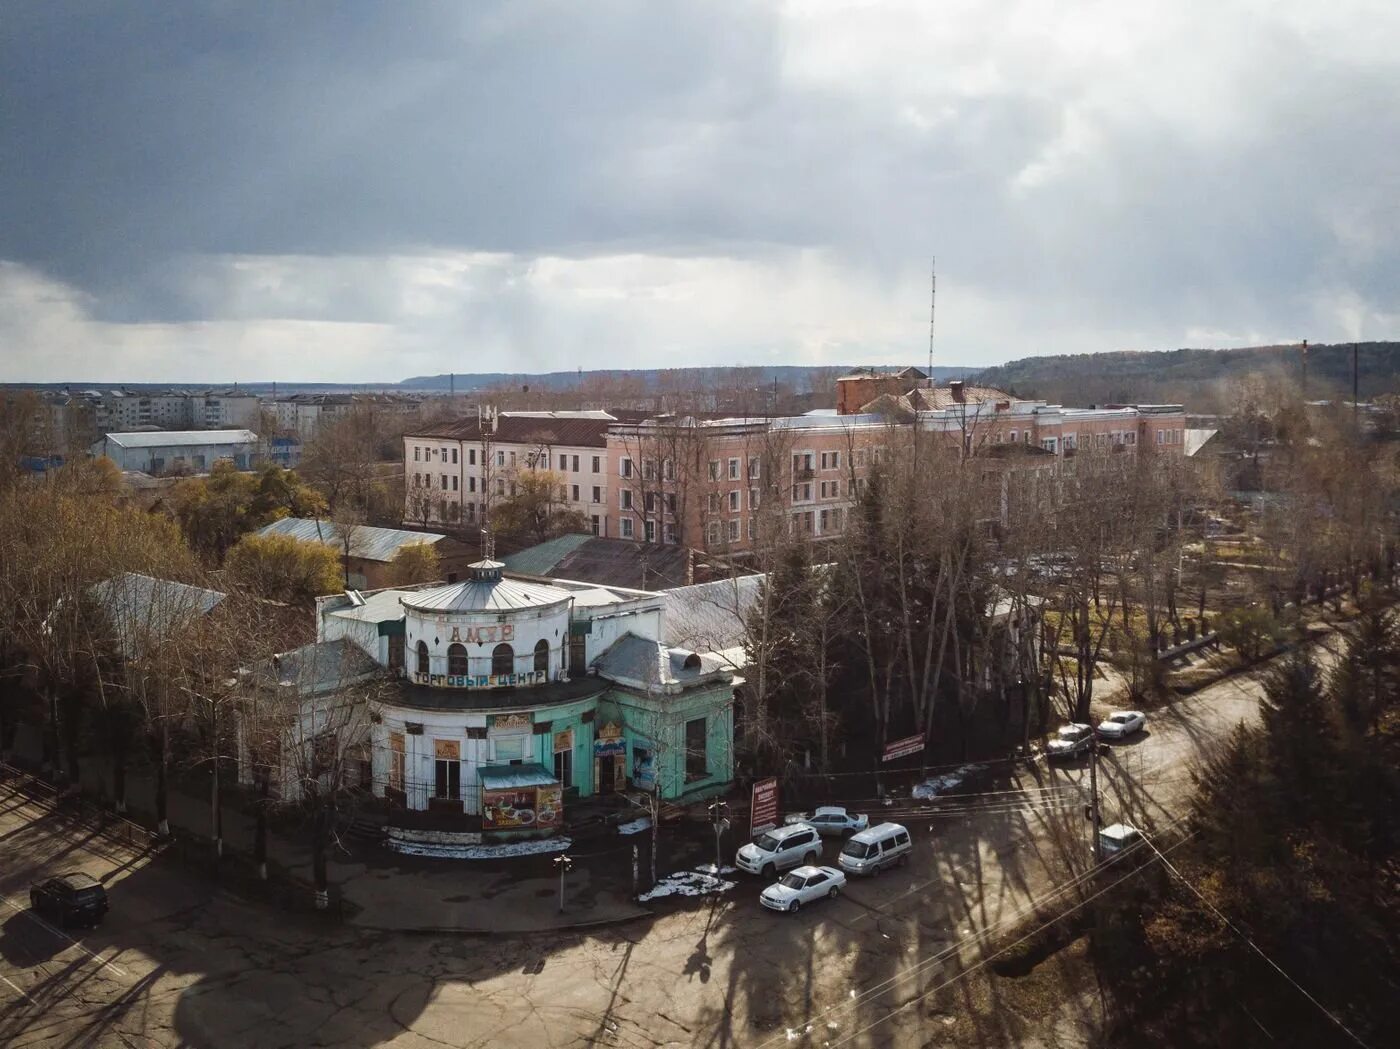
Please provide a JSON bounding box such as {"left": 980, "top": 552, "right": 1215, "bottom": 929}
{"left": 415, "top": 640, "right": 429, "bottom": 675}
{"left": 533, "top": 639, "right": 549, "bottom": 674}
{"left": 447, "top": 643, "right": 468, "bottom": 677}
{"left": 491, "top": 643, "right": 514, "bottom": 677}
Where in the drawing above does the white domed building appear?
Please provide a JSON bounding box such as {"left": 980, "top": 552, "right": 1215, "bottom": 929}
{"left": 304, "top": 558, "right": 739, "bottom": 852}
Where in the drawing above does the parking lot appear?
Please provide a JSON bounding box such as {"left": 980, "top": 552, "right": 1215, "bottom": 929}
{"left": 0, "top": 660, "right": 1286, "bottom": 1048}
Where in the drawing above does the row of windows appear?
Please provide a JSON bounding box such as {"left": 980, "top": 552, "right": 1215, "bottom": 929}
{"left": 1156, "top": 428, "right": 1184, "bottom": 445}
{"left": 415, "top": 639, "right": 549, "bottom": 678}
{"left": 702, "top": 506, "right": 847, "bottom": 546}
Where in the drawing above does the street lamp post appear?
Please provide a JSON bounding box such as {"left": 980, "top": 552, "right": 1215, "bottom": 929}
{"left": 554, "top": 853, "right": 573, "bottom": 913}
{"left": 708, "top": 800, "right": 730, "bottom": 875}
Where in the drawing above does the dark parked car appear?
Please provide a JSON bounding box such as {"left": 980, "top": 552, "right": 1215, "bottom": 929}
{"left": 30, "top": 873, "right": 108, "bottom": 928}
{"left": 1045, "top": 723, "right": 1096, "bottom": 762}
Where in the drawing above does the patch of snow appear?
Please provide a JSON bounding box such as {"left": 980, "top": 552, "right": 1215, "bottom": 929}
{"left": 389, "top": 836, "right": 573, "bottom": 860}
{"left": 911, "top": 763, "right": 986, "bottom": 800}
{"left": 639, "top": 865, "right": 738, "bottom": 902}
{"left": 617, "top": 817, "right": 651, "bottom": 836}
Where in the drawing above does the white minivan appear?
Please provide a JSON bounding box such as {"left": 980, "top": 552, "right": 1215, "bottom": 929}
{"left": 736, "top": 824, "right": 823, "bottom": 877}
{"left": 838, "top": 822, "right": 912, "bottom": 876}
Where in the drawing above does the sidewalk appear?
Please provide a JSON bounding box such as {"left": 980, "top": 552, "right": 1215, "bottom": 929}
{"left": 7, "top": 725, "right": 653, "bottom": 934}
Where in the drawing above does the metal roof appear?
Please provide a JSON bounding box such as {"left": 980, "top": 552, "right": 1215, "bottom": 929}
{"left": 591, "top": 633, "right": 730, "bottom": 691}
{"left": 502, "top": 533, "right": 593, "bottom": 577}
{"left": 90, "top": 573, "right": 226, "bottom": 658}
{"left": 407, "top": 413, "right": 614, "bottom": 447}
{"left": 479, "top": 763, "right": 557, "bottom": 790}
{"left": 662, "top": 574, "right": 764, "bottom": 652}
{"left": 505, "top": 533, "right": 689, "bottom": 590}
{"left": 99, "top": 429, "right": 257, "bottom": 448}
{"left": 255, "top": 639, "right": 381, "bottom": 695}
{"left": 257, "top": 517, "right": 445, "bottom": 563}
{"left": 400, "top": 573, "right": 573, "bottom": 614}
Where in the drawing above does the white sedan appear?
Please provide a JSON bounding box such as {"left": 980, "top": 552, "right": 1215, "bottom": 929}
{"left": 787, "top": 806, "right": 869, "bottom": 836}
{"left": 759, "top": 865, "right": 847, "bottom": 913}
{"left": 1096, "top": 710, "right": 1146, "bottom": 739}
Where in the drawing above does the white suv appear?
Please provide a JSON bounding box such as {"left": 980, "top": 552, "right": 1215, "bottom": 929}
{"left": 736, "top": 824, "right": 823, "bottom": 877}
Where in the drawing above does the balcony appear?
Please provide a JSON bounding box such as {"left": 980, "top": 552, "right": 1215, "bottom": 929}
{"left": 793, "top": 467, "right": 815, "bottom": 481}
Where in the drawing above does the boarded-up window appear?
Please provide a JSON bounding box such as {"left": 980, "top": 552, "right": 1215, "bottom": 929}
{"left": 388, "top": 731, "right": 405, "bottom": 791}
{"left": 685, "top": 717, "right": 707, "bottom": 781}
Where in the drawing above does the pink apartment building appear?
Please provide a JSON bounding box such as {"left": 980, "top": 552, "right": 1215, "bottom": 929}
{"left": 404, "top": 394, "right": 1187, "bottom": 556}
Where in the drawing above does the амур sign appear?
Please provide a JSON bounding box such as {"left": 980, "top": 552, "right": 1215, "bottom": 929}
{"left": 882, "top": 733, "right": 926, "bottom": 762}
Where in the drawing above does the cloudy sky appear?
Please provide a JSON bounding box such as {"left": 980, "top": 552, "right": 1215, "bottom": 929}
{"left": 3, "top": 1, "right": 1397, "bottom": 383}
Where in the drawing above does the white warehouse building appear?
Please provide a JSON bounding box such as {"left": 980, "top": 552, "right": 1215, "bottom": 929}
{"left": 90, "top": 429, "right": 259, "bottom": 474}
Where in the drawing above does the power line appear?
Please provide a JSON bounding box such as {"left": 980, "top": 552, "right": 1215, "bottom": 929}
{"left": 822, "top": 829, "right": 1198, "bottom": 1049}
{"left": 748, "top": 814, "right": 1189, "bottom": 1049}
{"left": 1139, "top": 835, "right": 1372, "bottom": 1049}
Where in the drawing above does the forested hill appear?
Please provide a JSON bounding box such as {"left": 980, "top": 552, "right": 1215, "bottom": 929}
{"left": 398, "top": 365, "right": 973, "bottom": 392}
{"left": 975, "top": 342, "right": 1400, "bottom": 411}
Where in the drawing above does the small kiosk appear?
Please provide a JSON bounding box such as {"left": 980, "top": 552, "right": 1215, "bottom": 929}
{"left": 479, "top": 764, "right": 564, "bottom": 840}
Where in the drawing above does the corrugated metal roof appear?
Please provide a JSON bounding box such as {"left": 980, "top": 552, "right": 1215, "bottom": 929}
{"left": 257, "top": 517, "right": 445, "bottom": 563}
{"left": 256, "top": 639, "right": 381, "bottom": 694}
{"left": 407, "top": 412, "right": 614, "bottom": 447}
{"left": 662, "top": 575, "right": 763, "bottom": 652}
{"left": 401, "top": 574, "right": 573, "bottom": 613}
{"left": 502, "top": 533, "right": 593, "bottom": 577}
{"left": 504, "top": 533, "right": 689, "bottom": 590}
{"left": 479, "top": 763, "right": 557, "bottom": 789}
{"left": 326, "top": 588, "right": 417, "bottom": 623}
{"left": 100, "top": 429, "right": 257, "bottom": 448}
{"left": 90, "top": 573, "right": 226, "bottom": 658}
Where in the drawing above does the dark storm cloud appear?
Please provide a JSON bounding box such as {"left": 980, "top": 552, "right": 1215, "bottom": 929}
{"left": 1, "top": 1, "right": 1397, "bottom": 380}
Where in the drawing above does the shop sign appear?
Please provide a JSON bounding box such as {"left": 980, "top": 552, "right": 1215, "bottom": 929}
{"left": 552, "top": 729, "right": 574, "bottom": 754}
{"left": 750, "top": 777, "right": 779, "bottom": 836}
{"left": 433, "top": 739, "right": 460, "bottom": 760}
{"left": 489, "top": 712, "right": 532, "bottom": 732}
{"left": 414, "top": 670, "right": 547, "bottom": 690}
{"left": 597, "top": 721, "right": 623, "bottom": 741}
{"left": 448, "top": 624, "right": 514, "bottom": 644}
{"left": 882, "top": 733, "right": 925, "bottom": 762}
{"left": 594, "top": 736, "right": 626, "bottom": 757}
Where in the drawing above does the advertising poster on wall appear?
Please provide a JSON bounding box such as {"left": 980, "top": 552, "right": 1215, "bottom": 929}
{"left": 482, "top": 789, "right": 537, "bottom": 829}
{"left": 535, "top": 785, "right": 563, "bottom": 828}
{"left": 631, "top": 747, "right": 656, "bottom": 791}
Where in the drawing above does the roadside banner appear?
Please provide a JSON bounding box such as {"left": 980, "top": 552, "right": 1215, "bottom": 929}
{"left": 750, "top": 777, "right": 779, "bottom": 836}
{"left": 882, "top": 733, "right": 925, "bottom": 762}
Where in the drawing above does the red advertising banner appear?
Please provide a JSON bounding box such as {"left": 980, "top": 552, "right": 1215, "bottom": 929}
{"left": 882, "top": 733, "right": 926, "bottom": 762}
{"left": 750, "top": 777, "right": 779, "bottom": 836}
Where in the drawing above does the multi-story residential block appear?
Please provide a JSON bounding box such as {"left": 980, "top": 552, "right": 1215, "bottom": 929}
{"left": 272, "top": 392, "right": 425, "bottom": 438}
{"left": 402, "top": 411, "right": 619, "bottom": 532}
{"left": 80, "top": 388, "right": 260, "bottom": 433}
{"left": 403, "top": 385, "right": 1188, "bottom": 556}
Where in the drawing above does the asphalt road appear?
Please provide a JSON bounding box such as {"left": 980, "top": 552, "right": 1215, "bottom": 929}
{"left": 0, "top": 634, "right": 1343, "bottom": 1049}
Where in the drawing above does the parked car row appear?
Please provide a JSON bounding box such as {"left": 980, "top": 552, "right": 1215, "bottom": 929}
{"left": 739, "top": 808, "right": 913, "bottom": 914}
{"left": 1046, "top": 711, "right": 1148, "bottom": 763}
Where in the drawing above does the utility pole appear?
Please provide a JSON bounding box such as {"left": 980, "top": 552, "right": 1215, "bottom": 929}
{"left": 927, "top": 257, "right": 936, "bottom": 388}
{"left": 1088, "top": 729, "right": 1103, "bottom": 862}
{"left": 1301, "top": 339, "right": 1309, "bottom": 398}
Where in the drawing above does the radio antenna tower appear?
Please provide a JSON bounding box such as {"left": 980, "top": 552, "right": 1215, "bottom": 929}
{"left": 927, "top": 257, "right": 936, "bottom": 388}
